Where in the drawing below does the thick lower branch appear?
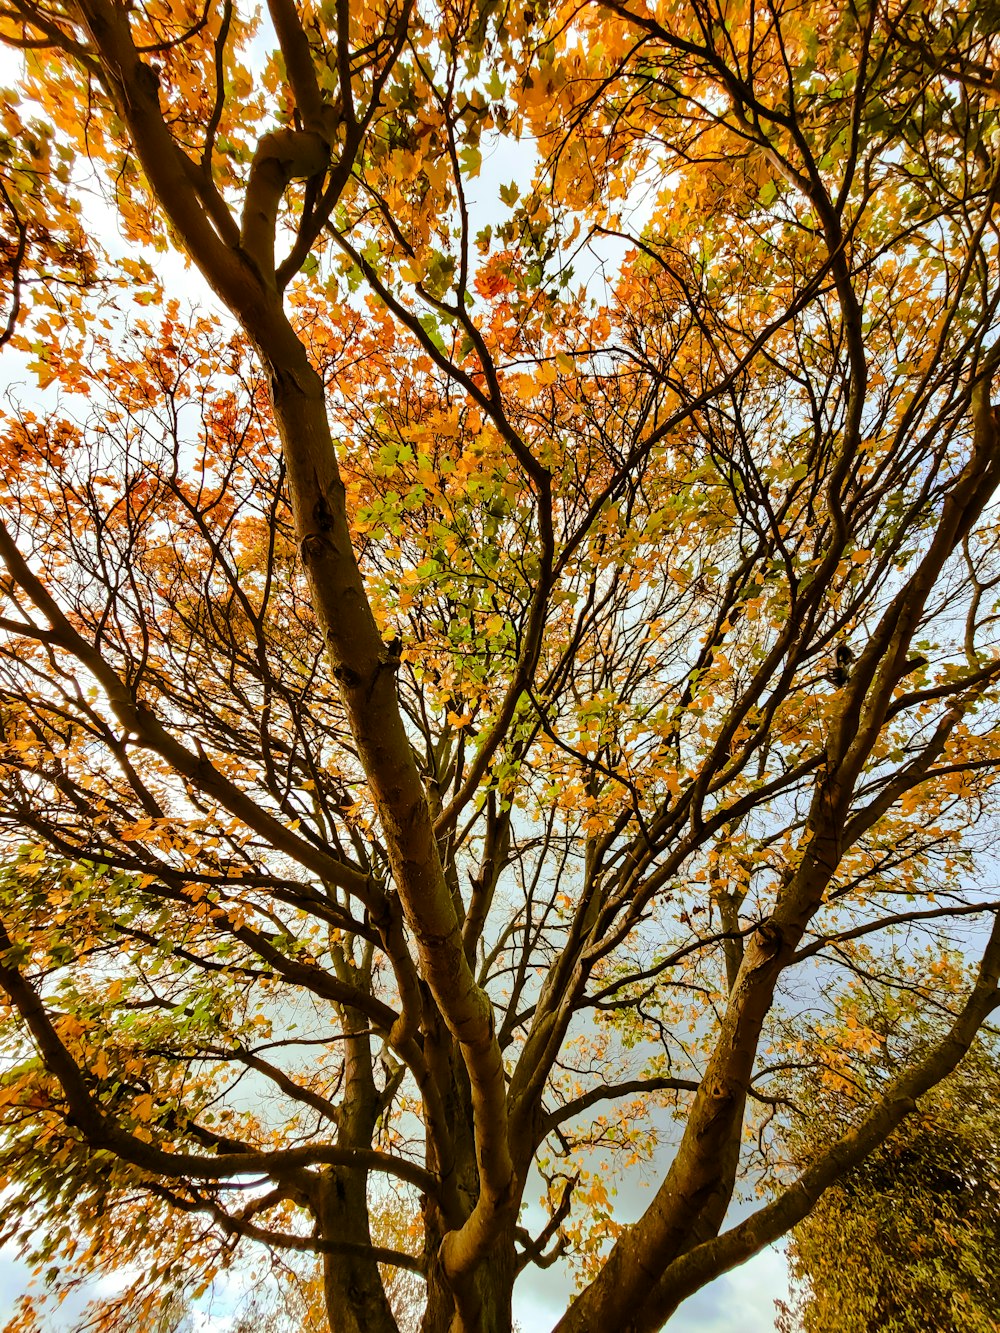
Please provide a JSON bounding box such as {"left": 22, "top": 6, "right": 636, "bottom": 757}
{"left": 631, "top": 912, "right": 1000, "bottom": 1331}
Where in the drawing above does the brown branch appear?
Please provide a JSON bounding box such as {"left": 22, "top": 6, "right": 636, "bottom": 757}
{"left": 627, "top": 912, "right": 1000, "bottom": 1332}
{"left": 147, "top": 1182, "right": 426, "bottom": 1271}
{"left": 540, "top": 1076, "right": 699, "bottom": 1137}
{"left": 0, "top": 920, "right": 439, "bottom": 1196}
{"left": 265, "top": 0, "right": 329, "bottom": 135}
{"left": 0, "top": 516, "right": 375, "bottom": 905}
{"left": 240, "top": 129, "right": 328, "bottom": 284}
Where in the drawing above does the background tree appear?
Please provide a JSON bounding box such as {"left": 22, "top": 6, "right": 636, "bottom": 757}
{"left": 775, "top": 966, "right": 1000, "bottom": 1333}
{"left": 0, "top": 2, "right": 999, "bottom": 1332}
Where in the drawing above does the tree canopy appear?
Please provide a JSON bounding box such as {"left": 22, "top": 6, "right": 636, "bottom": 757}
{"left": 777, "top": 969, "right": 1000, "bottom": 1333}
{"left": 1, "top": 1, "right": 1000, "bottom": 1330}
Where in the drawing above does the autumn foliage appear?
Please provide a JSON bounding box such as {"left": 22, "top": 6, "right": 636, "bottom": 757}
{"left": 776, "top": 971, "right": 1000, "bottom": 1332}
{"left": 1, "top": 1, "right": 1000, "bottom": 1330}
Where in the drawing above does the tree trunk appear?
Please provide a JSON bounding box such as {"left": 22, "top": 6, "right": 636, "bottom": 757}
{"left": 320, "top": 1166, "right": 400, "bottom": 1333}
{"left": 419, "top": 1029, "right": 520, "bottom": 1333}
{"left": 470, "top": 1233, "right": 517, "bottom": 1333}
{"left": 420, "top": 1224, "right": 517, "bottom": 1333}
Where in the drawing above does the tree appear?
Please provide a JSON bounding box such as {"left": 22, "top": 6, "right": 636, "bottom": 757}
{"left": 776, "top": 967, "right": 1000, "bottom": 1333}
{"left": 0, "top": 0, "right": 1000, "bottom": 1330}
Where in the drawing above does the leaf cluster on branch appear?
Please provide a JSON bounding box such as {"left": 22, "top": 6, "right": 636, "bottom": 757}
{"left": 774, "top": 964, "right": 1000, "bottom": 1333}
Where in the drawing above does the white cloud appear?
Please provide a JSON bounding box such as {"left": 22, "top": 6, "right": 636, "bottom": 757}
{"left": 670, "top": 1247, "right": 787, "bottom": 1332}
